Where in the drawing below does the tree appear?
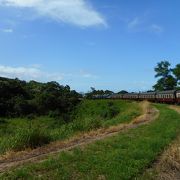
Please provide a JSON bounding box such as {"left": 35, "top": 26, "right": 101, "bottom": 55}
{"left": 0, "top": 77, "right": 81, "bottom": 117}
{"left": 153, "top": 76, "right": 177, "bottom": 91}
{"left": 118, "top": 90, "right": 128, "bottom": 94}
{"left": 153, "top": 61, "right": 177, "bottom": 91}
{"left": 172, "top": 64, "right": 180, "bottom": 86}
{"left": 154, "top": 61, "right": 171, "bottom": 78}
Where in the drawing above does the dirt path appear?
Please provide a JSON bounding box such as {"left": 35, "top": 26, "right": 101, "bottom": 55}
{"left": 169, "top": 105, "right": 180, "bottom": 114}
{"left": 0, "top": 101, "right": 159, "bottom": 173}
{"left": 156, "top": 105, "right": 180, "bottom": 180}
{"left": 141, "top": 105, "right": 180, "bottom": 180}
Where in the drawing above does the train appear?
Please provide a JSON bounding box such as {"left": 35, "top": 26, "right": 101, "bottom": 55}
{"left": 92, "top": 90, "right": 180, "bottom": 104}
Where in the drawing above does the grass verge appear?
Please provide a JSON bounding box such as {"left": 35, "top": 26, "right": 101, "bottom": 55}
{"left": 0, "top": 100, "right": 141, "bottom": 154}
{"left": 1, "top": 104, "right": 180, "bottom": 179}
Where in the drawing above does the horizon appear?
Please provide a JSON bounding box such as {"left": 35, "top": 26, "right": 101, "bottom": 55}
{"left": 0, "top": 0, "right": 180, "bottom": 92}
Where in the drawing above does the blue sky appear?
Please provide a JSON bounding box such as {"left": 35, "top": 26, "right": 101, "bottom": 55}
{"left": 0, "top": 0, "right": 179, "bottom": 92}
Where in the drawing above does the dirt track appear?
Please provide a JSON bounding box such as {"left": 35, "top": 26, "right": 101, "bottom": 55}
{"left": 141, "top": 105, "right": 180, "bottom": 180}
{"left": 0, "top": 101, "right": 159, "bottom": 173}
{"left": 169, "top": 105, "right": 180, "bottom": 114}
{"left": 154, "top": 105, "right": 180, "bottom": 180}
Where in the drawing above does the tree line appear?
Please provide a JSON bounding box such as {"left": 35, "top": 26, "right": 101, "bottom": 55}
{"left": 0, "top": 77, "right": 81, "bottom": 118}
{"left": 0, "top": 61, "right": 179, "bottom": 118}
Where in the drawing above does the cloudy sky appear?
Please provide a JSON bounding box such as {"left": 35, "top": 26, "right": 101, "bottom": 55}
{"left": 0, "top": 0, "right": 180, "bottom": 92}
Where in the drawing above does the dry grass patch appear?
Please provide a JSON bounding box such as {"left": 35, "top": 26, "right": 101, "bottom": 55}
{"left": 140, "top": 105, "right": 180, "bottom": 180}
{"left": 156, "top": 135, "right": 180, "bottom": 180}
{"left": 169, "top": 105, "right": 180, "bottom": 114}
{"left": 142, "top": 135, "right": 180, "bottom": 180}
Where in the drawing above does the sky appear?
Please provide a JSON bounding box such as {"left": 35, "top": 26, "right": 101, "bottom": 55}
{"left": 0, "top": 0, "right": 180, "bottom": 92}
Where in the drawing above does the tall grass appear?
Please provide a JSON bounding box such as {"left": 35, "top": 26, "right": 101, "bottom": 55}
{"left": 0, "top": 100, "right": 141, "bottom": 154}
{"left": 0, "top": 127, "right": 51, "bottom": 153}
{"left": 1, "top": 104, "right": 180, "bottom": 179}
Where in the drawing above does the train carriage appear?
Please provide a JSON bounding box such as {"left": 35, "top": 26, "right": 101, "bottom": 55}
{"left": 156, "top": 90, "right": 176, "bottom": 103}
{"left": 176, "top": 90, "right": 180, "bottom": 104}
{"left": 92, "top": 90, "right": 180, "bottom": 104}
{"left": 123, "top": 93, "right": 139, "bottom": 100}
{"left": 108, "top": 93, "right": 124, "bottom": 99}
{"left": 93, "top": 94, "right": 110, "bottom": 99}
{"left": 139, "top": 92, "right": 156, "bottom": 102}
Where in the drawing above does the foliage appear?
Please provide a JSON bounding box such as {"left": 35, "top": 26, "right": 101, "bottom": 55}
{"left": 0, "top": 77, "right": 81, "bottom": 117}
{"left": 0, "top": 100, "right": 141, "bottom": 154}
{"left": 153, "top": 61, "right": 179, "bottom": 90}
{"left": 172, "top": 64, "right": 180, "bottom": 85}
{"left": 118, "top": 90, "right": 128, "bottom": 94}
{"left": 1, "top": 104, "right": 180, "bottom": 179}
{"left": 153, "top": 75, "right": 177, "bottom": 91}
{"left": 85, "top": 87, "right": 114, "bottom": 99}
{"left": 0, "top": 127, "right": 51, "bottom": 153}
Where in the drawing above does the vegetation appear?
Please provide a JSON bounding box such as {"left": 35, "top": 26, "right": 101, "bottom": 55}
{"left": 141, "top": 134, "right": 180, "bottom": 180}
{"left": 85, "top": 87, "right": 114, "bottom": 99}
{"left": 0, "top": 77, "right": 81, "bottom": 118}
{"left": 1, "top": 127, "right": 51, "bottom": 152}
{"left": 1, "top": 104, "right": 180, "bottom": 179}
{"left": 153, "top": 61, "right": 180, "bottom": 91}
{"left": 173, "top": 64, "right": 180, "bottom": 85}
{"left": 0, "top": 100, "right": 141, "bottom": 154}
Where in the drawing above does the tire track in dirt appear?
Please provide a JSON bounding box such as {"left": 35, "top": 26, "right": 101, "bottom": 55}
{"left": 0, "top": 101, "right": 159, "bottom": 173}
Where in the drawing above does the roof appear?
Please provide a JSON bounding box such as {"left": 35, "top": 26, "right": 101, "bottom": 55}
{"left": 109, "top": 93, "right": 123, "bottom": 97}
{"left": 156, "top": 90, "right": 176, "bottom": 94}
{"left": 139, "top": 92, "right": 156, "bottom": 95}
{"left": 123, "top": 93, "right": 139, "bottom": 96}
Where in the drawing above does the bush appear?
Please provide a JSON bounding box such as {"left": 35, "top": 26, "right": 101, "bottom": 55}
{"left": 72, "top": 118, "right": 102, "bottom": 132}
{"left": 0, "top": 118, "right": 6, "bottom": 124}
{"left": 3, "top": 127, "right": 52, "bottom": 152}
{"left": 108, "top": 107, "right": 119, "bottom": 118}
{"left": 27, "top": 114, "right": 36, "bottom": 120}
{"left": 48, "top": 110, "right": 61, "bottom": 118}
{"left": 100, "top": 106, "right": 120, "bottom": 119}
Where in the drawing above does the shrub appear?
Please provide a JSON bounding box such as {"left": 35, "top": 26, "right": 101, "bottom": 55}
{"left": 3, "top": 127, "right": 52, "bottom": 152}
{"left": 48, "top": 110, "right": 61, "bottom": 118}
{"left": 108, "top": 107, "right": 119, "bottom": 118}
{"left": 0, "top": 118, "right": 6, "bottom": 124}
{"left": 107, "top": 101, "right": 114, "bottom": 107}
{"left": 27, "top": 114, "right": 36, "bottom": 120}
{"left": 100, "top": 106, "right": 120, "bottom": 119}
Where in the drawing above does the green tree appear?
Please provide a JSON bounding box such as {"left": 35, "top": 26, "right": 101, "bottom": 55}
{"left": 153, "top": 61, "right": 177, "bottom": 90}
{"left": 0, "top": 77, "right": 81, "bottom": 117}
{"left": 118, "top": 90, "right": 128, "bottom": 94}
{"left": 154, "top": 61, "right": 171, "bottom": 78}
{"left": 172, "top": 64, "right": 180, "bottom": 86}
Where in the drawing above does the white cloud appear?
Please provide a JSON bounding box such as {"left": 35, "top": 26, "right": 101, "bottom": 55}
{"left": 79, "top": 69, "right": 98, "bottom": 79}
{"left": 128, "top": 17, "right": 140, "bottom": 29}
{"left": 150, "top": 24, "right": 163, "bottom": 33}
{"left": 0, "top": 65, "right": 98, "bottom": 82}
{"left": 127, "top": 17, "right": 163, "bottom": 34}
{"left": 0, "top": 0, "right": 106, "bottom": 27}
{"left": 0, "top": 65, "right": 63, "bottom": 81}
{"left": 1, "top": 28, "right": 13, "bottom": 33}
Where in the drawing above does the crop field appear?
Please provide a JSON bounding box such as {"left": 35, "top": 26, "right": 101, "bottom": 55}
{"left": 0, "top": 102, "right": 180, "bottom": 179}
{"left": 0, "top": 100, "right": 141, "bottom": 155}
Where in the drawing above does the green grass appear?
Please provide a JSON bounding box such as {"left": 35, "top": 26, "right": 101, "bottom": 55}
{"left": 1, "top": 104, "right": 180, "bottom": 180}
{"left": 0, "top": 100, "right": 141, "bottom": 154}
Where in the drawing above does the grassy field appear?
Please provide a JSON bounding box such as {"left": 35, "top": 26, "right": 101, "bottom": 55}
{"left": 0, "top": 100, "right": 141, "bottom": 154}
{"left": 1, "top": 104, "right": 180, "bottom": 179}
